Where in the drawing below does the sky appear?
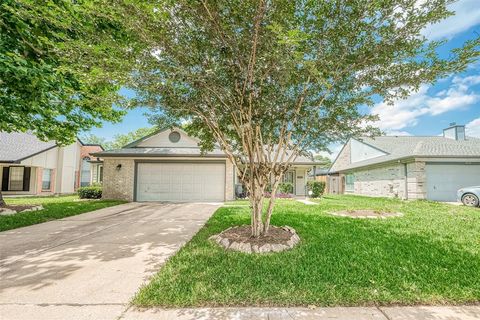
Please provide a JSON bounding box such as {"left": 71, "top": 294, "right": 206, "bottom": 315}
{"left": 87, "top": 0, "right": 480, "bottom": 158}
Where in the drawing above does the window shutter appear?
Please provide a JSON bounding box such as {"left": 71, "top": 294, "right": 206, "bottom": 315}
{"left": 2, "top": 167, "right": 9, "bottom": 191}
{"left": 23, "top": 167, "right": 31, "bottom": 191}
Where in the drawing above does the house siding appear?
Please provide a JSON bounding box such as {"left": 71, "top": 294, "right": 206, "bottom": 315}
{"left": 347, "top": 161, "right": 426, "bottom": 200}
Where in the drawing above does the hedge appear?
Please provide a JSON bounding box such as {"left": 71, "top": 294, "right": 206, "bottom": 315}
{"left": 77, "top": 185, "right": 102, "bottom": 199}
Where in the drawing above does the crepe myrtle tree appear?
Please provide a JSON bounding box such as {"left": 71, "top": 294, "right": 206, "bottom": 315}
{"left": 132, "top": 0, "right": 479, "bottom": 237}
{"left": 0, "top": 0, "right": 155, "bottom": 206}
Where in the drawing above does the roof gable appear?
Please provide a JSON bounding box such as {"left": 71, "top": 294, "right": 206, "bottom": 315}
{"left": 331, "top": 135, "right": 480, "bottom": 172}
{"left": 125, "top": 128, "right": 200, "bottom": 148}
{"left": 350, "top": 138, "right": 388, "bottom": 163}
{"left": 0, "top": 132, "right": 57, "bottom": 162}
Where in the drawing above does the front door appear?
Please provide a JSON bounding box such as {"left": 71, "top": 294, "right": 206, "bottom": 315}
{"left": 295, "top": 169, "right": 305, "bottom": 196}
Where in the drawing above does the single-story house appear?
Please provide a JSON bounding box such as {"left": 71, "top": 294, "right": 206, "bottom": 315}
{"left": 93, "top": 128, "right": 318, "bottom": 202}
{"left": 329, "top": 124, "right": 480, "bottom": 201}
{"left": 0, "top": 132, "right": 103, "bottom": 196}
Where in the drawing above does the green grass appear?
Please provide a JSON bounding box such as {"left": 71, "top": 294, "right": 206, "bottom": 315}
{"left": 133, "top": 195, "right": 480, "bottom": 307}
{"left": 1, "top": 195, "right": 126, "bottom": 231}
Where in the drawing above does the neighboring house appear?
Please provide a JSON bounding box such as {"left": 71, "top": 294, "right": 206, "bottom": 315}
{"left": 93, "top": 128, "right": 317, "bottom": 202}
{"left": 0, "top": 132, "right": 103, "bottom": 196}
{"left": 330, "top": 124, "right": 480, "bottom": 202}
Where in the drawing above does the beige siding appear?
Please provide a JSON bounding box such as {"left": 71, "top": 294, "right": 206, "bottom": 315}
{"left": 137, "top": 129, "right": 199, "bottom": 148}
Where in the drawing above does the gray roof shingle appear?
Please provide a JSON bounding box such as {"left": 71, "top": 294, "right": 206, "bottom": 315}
{"left": 0, "top": 132, "right": 57, "bottom": 162}
{"left": 336, "top": 135, "right": 480, "bottom": 171}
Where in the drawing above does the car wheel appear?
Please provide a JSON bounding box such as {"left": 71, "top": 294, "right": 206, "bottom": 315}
{"left": 461, "top": 193, "right": 479, "bottom": 207}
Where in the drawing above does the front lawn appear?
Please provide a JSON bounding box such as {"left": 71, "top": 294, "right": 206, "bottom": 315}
{"left": 0, "top": 195, "right": 126, "bottom": 231}
{"left": 134, "top": 195, "right": 480, "bottom": 307}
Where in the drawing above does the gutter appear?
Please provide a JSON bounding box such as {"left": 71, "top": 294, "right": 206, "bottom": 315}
{"left": 334, "top": 155, "right": 480, "bottom": 173}
{"left": 91, "top": 152, "right": 229, "bottom": 158}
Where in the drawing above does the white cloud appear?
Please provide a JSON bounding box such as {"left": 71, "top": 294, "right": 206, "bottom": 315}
{"left": 384, "top": 130, "right": 412, "bottom": 136}
{"left": 466, "top": 118, "right": 480, "bottom": 137}
{"left": 422, "top": 0, "right": 480, "bottom": 40}
{"left": 370, "top": 75, "right": 480, "bottom": 131}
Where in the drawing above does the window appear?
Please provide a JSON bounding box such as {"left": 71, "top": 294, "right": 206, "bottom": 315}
{"left": 80, "top": 157, "right": 91, "bottom": 187}
{"left": 345, "top": 174, "right": 355, "bottom": 192}
{"left": 282, "top": 171, "right": 294, "bottom": 183}
{"left": 9, "top": 167, "right": 24, "bottom": 191}
{"left": 42, "top": 169, "right": 52, "bottom": 191}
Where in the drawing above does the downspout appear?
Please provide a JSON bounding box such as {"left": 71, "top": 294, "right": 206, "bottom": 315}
{"left": 403, "top": 163, "right": 408, "bottom": 200}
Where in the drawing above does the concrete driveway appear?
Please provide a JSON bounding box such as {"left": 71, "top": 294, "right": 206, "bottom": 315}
{"left": 0, "top": 202, "right": 220, "bottom": 320}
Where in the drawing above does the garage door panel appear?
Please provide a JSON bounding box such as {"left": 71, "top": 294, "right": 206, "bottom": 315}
{"left": 136, "top": 162, "right": 225, "bottom": 202}
{"left": 426, "top": 164, "right": 480, "bottom": 201}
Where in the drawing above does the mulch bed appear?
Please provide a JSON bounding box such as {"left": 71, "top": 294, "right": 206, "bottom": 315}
{"left": 210, "top": 225, "right": 301, "bottom": 253}
{"left": 220, "top": 225, "right": 293, "bottom": 246}
{"left": 329, "top": 209, "right": 403, "bottom": 218}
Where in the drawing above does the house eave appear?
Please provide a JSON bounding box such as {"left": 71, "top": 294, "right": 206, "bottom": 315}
{"left": 332, "top": 155, "right": 480, "bottom": 173}
{"left": 92, "top": 153, "right": 228, "bottom": 159}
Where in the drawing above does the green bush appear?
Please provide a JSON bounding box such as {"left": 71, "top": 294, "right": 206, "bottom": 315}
{"left": 77, "top": 185, "right": 102, "bottom": 199}
{"left": 278, "top": 182, "right": 294, "bottom": 194}
{"left": 307, "top": 181, "right": 325, "bottom": 198}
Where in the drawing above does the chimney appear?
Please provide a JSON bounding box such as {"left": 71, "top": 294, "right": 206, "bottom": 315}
{"left": 443, "top": 122, "right": 466, "bottom": 140}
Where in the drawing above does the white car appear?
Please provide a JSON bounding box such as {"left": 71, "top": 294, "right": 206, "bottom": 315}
{"left": 457, "top": 186, "right": 480, "bottom": 207}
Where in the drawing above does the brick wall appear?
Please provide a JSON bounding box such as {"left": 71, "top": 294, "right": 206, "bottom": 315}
{"left": 225, "top": 160, "right": 235, "bottom": 201}
{"left": 330, "top": 140, "right": 351, "bottom": 172}
{"left": 349, "top": 161, "right": 426, "bottom": 200}
{"left": 102, "top": 158, "right": 135, "bottom": 201}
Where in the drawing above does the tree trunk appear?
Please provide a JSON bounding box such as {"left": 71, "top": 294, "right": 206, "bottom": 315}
{"left": 263, "top": 189, "right": 277, "bottom": 234}
{"left": 249, "top": 185, "right": 264, "bottom": 237}
{"left": 0, "top": 190, "right": 5, "bottom": 207}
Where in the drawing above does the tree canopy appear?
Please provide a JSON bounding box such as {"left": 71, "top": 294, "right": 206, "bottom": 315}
{"left": 130, "top": 0, "right": 479, "bottom": 236}
{"left": 0, "top": 0, "right": 153, "bottom": 144}
{"left": 313, "top": 155, "right": 332, "bottom": 169}
{"left": 81, "top": 127, "right": 157, "bottom": 150}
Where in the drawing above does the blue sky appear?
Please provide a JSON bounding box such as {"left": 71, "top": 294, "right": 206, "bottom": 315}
{"left": 87, "top": 0, "right": 480, "bottom": 157}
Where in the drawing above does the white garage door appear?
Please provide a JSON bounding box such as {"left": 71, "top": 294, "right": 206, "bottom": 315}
{"left": 136, "top": 162, "right": 225, "bottom": 202}
{"left": 426, "top": 163, "right": 480, "bottom": 201}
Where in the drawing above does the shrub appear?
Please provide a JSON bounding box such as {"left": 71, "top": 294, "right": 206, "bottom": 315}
{"left": 278, "top": 182, "right": 294, "bottom": 194}
{"left": 77, "top": 185, "right": 102, "bottom": 199}
{"left": 307, "top": 181, "right": 325, "bottom": 198}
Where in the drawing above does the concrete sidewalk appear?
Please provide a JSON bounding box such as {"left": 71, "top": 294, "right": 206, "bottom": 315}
{"left": 119, "top": 306, "right": 480, "bottom": 320}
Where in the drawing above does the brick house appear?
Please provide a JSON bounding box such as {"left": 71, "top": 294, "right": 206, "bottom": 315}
{"left": 93, "top": 127, "right": 317, "bottom": 202}
{"left": 329, "top": 124, "right": 480, "bottom": 201}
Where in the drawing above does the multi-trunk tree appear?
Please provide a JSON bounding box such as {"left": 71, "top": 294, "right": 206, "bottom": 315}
{"left": 132, "top": 0, "right": 479, "bottom": 237}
